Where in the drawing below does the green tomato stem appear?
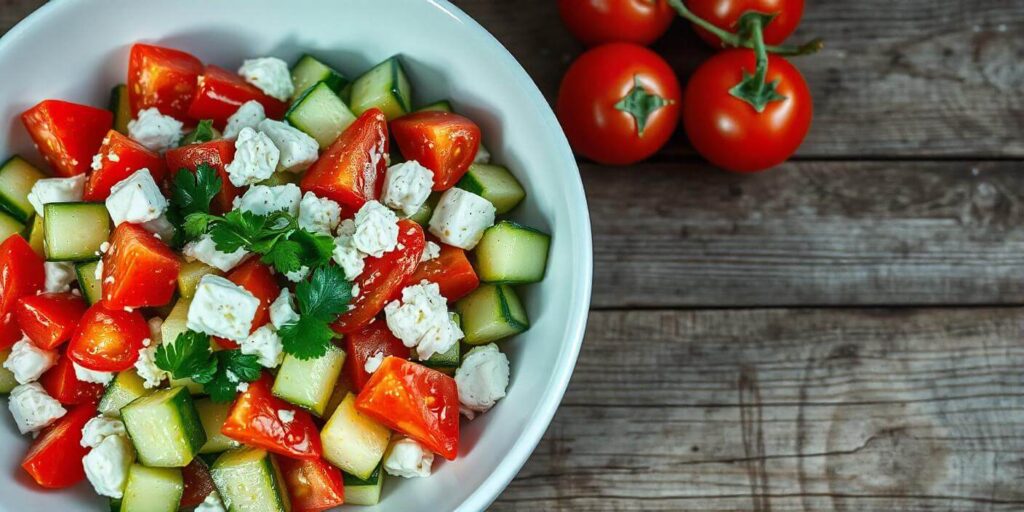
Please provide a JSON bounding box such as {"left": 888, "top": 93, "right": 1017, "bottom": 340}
{"left": 666, "top": 0, "right": 823, "bottom": 56}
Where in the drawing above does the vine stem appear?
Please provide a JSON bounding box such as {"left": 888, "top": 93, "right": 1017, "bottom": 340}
{"left": 666, "top": 0, "right": 823, "bottom": 56}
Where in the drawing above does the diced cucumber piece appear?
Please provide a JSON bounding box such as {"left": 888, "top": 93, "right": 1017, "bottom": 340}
{"left": 74, "top": 260, "right": 103, "bottom": 305}
{"left": 321, "top": 393, "right": 390, "bottom": 480}
{"left": 416, "top": 100, "right": 453, "bottom": 113}
{"left": 406, "top": 192, "right": 440, "bottom": 226}
{"left": 474, "top": 221, "right": 550, "bottom": 284}
{"left": 179, "top": 119, "right": 219, "bottom": 147}
{"left": 413, "top": 314, "right": 461, "bottom": 374}
{"left": 456, "top": 164, "right": 526, "bottom": 214}
{"left": 195, "top": 397, "right": 237, "bottom": 454}
{"left": 0, "top": 210, "right": 24, "bottom": 243}
{"left": 211, "top": 447, "right": 291, "bottom": 512}
{"left": 27, "top": 214, "right": 45, "bottom": 257}
{"left": 349, "top": 56, "right": 412, "bottom": 120}
{"left": 0, "top": 348, "right": 18, "bottom": 393}
{"left": 286, "top": 81, "right": 356, "bottom": 149}
{"left": 0, "top": 156, "right": 47, "bottom": 222}
{"left": 98, "top": 370, "right": 150, "bottom": 418}
{"left": 272, "top": 345, "right": 345, "bottom": 417}
{"left": 121, "top": 464, "right": 183, "bottom": 512}
{"left": 178, "top": 261, "right": 220, "bottom": 299}
{"left": 161, "top": 298, "right": 191, "bottom": 347}
{"left": 43, "top": 202, "right": 110, "bottom": 261}
{"left": 109, "top": 84, "right": 132, "bottom": 135}
{"left": 343, "top": 464, "right": 385, "bottom": 506}
{"left": 455, "top": 284, "right": 529, "bottom": 345}
{"left": 290, "top": 54, "right": 348, "bottom": 101}
{"left": 122, "top": 386, "right": 207, "bottom": 467}
{"left": 170, "top": 376, "right": 205, "bottom": 395}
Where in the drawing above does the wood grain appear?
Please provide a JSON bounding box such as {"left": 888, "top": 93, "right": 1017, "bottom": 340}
{"left": 493, "top": 308, "right": 1024, "bottom": 511}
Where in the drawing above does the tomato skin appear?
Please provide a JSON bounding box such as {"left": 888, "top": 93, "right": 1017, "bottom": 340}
{"left": 683, "top": 49, "right": 811, "bottom": 173}
{"left": 556, "top": 43, "right": 681, "bottom": 165}
{"left": 39, "top": 353, "right": 105, "bottom": 405}
{"left": 67, "top": 302, "right": 150, "bottom": 372}
{"left": 344, "top": 319, "right": 411, "bottom": 392}
{"left": 300, "top": 109, "right": 388, "bottom": 214}
{"left": 406, "top": 242, "right": 479, "bottom": 302}
{"left": 213, "top": 259, "right": 279, "bottom": 350}
{"left": 84, "top": 130, "right": 168, "bottom": 200}
{"left": 186, "top": 65, "right": 288, "bottom": 128}
{"left": 128, "top": 43, "right": 204, "bottom": 119}
{"left": 103, "top": 223, "right": 181, "bottom": 309}
{"left": 164, "top": 139, "right": 240, "bottom": 213}
{"left": 21, "top": 100, "right": 113, "bottom": 177}
{"left": 278, "top": 457, "right": 346, "bottom": 512}
{"left": 332, "top": 220, "right": 425, "bottom": 334}
{"left": 15, "top": 293, "right": 88, "bottom": 350}
{"left": 179, "top": 457, "right": 217, "bottom": 509}
{"left": 0, "top": 235, "right": 45, "bottom": 349}
{"left": 222, "top": 375, "right": 323, "bottom": 460}
{"left": 558, "top": 0, "right": 675, "bottom": 46}
{"left": 391, "top": 112, "right": 481, "bottom": 191}
{"left": 21, "top": 402, "right": 96, "bottom": 488}
{"left": 686, "top": 0, "right": 804, "bottom": 47}
{"left": 355, "top": 357, "right": 460, "bottom": 460}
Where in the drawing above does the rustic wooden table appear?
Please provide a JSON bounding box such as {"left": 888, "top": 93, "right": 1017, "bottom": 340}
{"left": 4, "top": 1, "right": 1024, "bottom": 510}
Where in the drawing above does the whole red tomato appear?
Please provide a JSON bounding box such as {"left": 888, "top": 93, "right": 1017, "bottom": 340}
{"left": 683, "top": 49, "right": 812, "bottom": 173}
{"left": 686, "top": 0, "right": 804, "bottom": 47}
{"left": 558, "top": 0, "right": 676, "bottom": 46}
{"left": 557, "top": 43, "right": 681, "bottom": 165}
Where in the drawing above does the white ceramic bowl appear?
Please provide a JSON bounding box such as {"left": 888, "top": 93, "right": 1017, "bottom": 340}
{"left": 0, "top": 0, "right": 592, "bottom": 510}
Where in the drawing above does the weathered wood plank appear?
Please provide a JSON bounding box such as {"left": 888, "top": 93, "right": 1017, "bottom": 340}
{"left": 586, "top": 160, "right": 1024, "bottom": 308}
{"left": 494, "top": 308, "right": 1024, "bottom": 511}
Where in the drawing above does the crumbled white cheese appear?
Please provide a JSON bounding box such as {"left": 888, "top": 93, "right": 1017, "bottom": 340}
{"left": 353, "top": 200, "right": 399, "bottom": 257}
{"left": 240, "top": 324, "right": 283, "bottom": 368}
{"left": 73, "top": 362, "right": 114, "bottom": 385}
{"left": 269, "top": 289, "right": 299, "bottom": 329}
{"left": 195, "top": 490, "right": 228, "bottom": 512}
{"left": 298, "top": 191, "right": 342, "bottom": 235}
{"left": 455, "top": 343, "right": 510, "bottom": 416}
{"left": 127, "top": 108, "right": 183, "bottom": 153}
{"left": 187, "top": 275, "right": 261, "bottom": 341}
{"left": 381, "top": 161, "right": 434, "bottom": 216}
{"left": 384, "top": 281, "right": 462, "bottom": 360}
{"left": 226, "top": 127, "right": 280, "bottom": 187}
{"left": 83, "top": 434, "right": 134, "bottom": 498}
{"left": 142, "top": 214, "right": 176, "bottom": 240}
{"left": 44, "top": 261, "right": 77, "bottom": 293}
{"left": 27, "top": 174, "right": 86, "bottom": 217}
{"left": 258, "top": 119, "right": 319, "bottom": 172}
{"left": 94, "top": 259, "right": 104, "bottom": 280}
{"left": 223, "top": 100, "right": 266, "bottom": 140}
{"left": 8, "top": 382, "right": 66, "bottom": 434}
{"left": 332, "top": 233, "right": 366, "bottom": 281}
{"left": 80, "top": 415, "right": 126, "bottom": 448}
{"left": 383, "top": 436, "right": 434, "bottom": 478}
{"left": 364, "top": 351, "right": 385, "bottom": 374}
{"left": 236, "top": 382, "right": 249, "bottom": 393}
{"left": 276, "top": 409, "right": 295, "bottom": 423}
{"left": 238, "top": 57, "right": 295, "bottom": 102}
{"left": 233, "top": 183, "right": 301, "bottom": 217}
{"left": 105, "top": 168, "right": 168, "bottom": 226}
{"left": 134, "top": 344, "right": 167, "bottom": 389}
{"left": 183, "top": 235, "right": 249, "bottom": 272}
{"left": 420, "top": 241, "right": 441, "bottom": 263}
{"left": 428, "top": 188, "right": 495, "bottom": 250}
{"left": 3, "top": 338, "right": 57, "bottom": 384}
{"left": 284, "top": 265, "right": 310, "bottom": 283}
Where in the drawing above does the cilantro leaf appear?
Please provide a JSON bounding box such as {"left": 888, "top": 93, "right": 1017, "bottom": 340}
{"left": 261, "top": 239, "right": 303, "bottom": 274}
{"left": 167, "top": 165, "right": 222, "bottom": 247}
{"left": 278, "top": 266, "right": 352, "bottom": 360}
{"left": 186, "top": 208, "right": 308, "bottom": 275}
{"left": 291, "top": 229, "right": 335, "bottom": 269}
{"left": 179, "top": 120, "right": 217, "bottom": 146}
{"left": 154, "top": 330, "right": 216, "bottom": 382}
{"left": 279, "top": 316, "right": 336, "bottom": 360}
{"left": 204, "top": 350, "right": 262, "bottom": 403}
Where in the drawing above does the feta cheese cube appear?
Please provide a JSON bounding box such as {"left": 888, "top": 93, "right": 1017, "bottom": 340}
{"left": 233, "top": 183, "right": 301, "bottom": 217}
{"left": 8, "top": 382, "right": 66, "bottom": 434}
{"left": 428, "top": 188, "right": 495, "bottom": 250}
{"left": 105, "top": 168, "right": 168, "bottom": 226}
{"left": 226, "top": 127, "right": 280, "bottom": 187}
{"left": 3, "top": 338, "right": 57, "bottom": 384}
{"left": 332, "top": 233, "right": 366, "bottom": 281}
{"left": 44, "top": 261, "right": 77, "bottom": 293}
{"left": 127, "top": 107, "right": 183, "bottom": 153}
{"left": 183, "top": 234, "right": 249, "bottom": 272}
{"left": 27, "top": 174, "right": 86, "bottom": 217}
{"left": 73, "top": 362, "right": 114, "bottom": 385}
{"left": 384, "top": 281, "right": 462, "bottom": 360}
{"left": 474, "top": 144, "right": 491, "bottom": 164}
{"left": 269, "top": 289, "right": 299, "bottom": 329}
{"left": 383, "top": 436, "right": 434, "bottom": 478}
{"left": 455, "top": 343, "right": 510, "bottom": 416}
{"left": 187, "top": 275, "right": 261, "bottom": 341}
{"left": 257, "top": 119, "right": 319, "bottom": 172}
{"left": 80, "top": 415, "right": 127, "bottom": 448}
{"left": 353, "top": 200, "right": 399, "bottom": 257}
{"left": 238, "top": 57, "right": 295, "bottom": 102}
{"left": 381, "top": 161, "right": 434, "bottom": 216}
{"left": 134, "top": 344, "right": 167, "bottom": 389}
{"left": 284, "top": 265, "right": 310, "bottom": 283}
{"left": 142, "top": 214, "right": 176, "bottom": 240}
{"left": 223, "top": 100, "right": 266, "bottom": 140}
{"left": 195, "top": 490, "right": 228, "bottom": 512}
{"left": 83, "top": 434, "right": 134, "bottom": 498}
{"left": 364, "top": 351, "right": 384, "bottom": 374}
{"left": 298, "top": 192, "right": 342, "bottom": 235}
{"left": 420, "top": 241, "right": 441, "bottom": 263}
{"left": 277, "top": 409, "right": 295, "bottom": 423}
{"left": 240, "top": 324, "right": 283, "bottom": 368}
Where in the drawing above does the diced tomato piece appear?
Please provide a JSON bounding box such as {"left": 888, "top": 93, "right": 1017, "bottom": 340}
{"left": 21, "top": 100, "right": 113, "bottom": 177}
{"left": 391, "top": 111, "right": 481, "bottom": 190}
{"left": 355, "top": 357, "right": 460, "bottom": 460}
{"left": 15, "top": 293, "right": 88, "bottom": 350}
{"left": 128, "top": 43, "right": 204, "bottom": 119}
{"left": 222, "top": 375, "right": 323, "bottom": 460}
{"left": 165, "top": 139, "right": 240, "bottom": 213}
{"left": 332, "top": 220, "right": 425, "bottom": 334}
{"left": 187, "top": 65, "right": 288, "bottom": 128}
{"left": 39, "top": 353, "right": 105, "bottom": 405}
{"left": 21, "top": 402, "right": 96, "bottom": 488}
{"left": 83, "top": 130, "right": 168, "bottom": 200}
{"left": 213, "top": 259, "right": 279, "bottom": 350}
{"left": 67, "top": 302, "right": 149, "bottom": 372}
{"left": 102, "top": 223, "right": 180, "bottom": 309}
{"left": 406, "top": 242, "right": 479, "bottom": 302}
{"left": 0, "top": 315, "right": 21, "bottom": 350}
{"left": 300, "top": 109, "right": 388, "bottom": 214}
{"left": 278, "top": 457, "right": 345, "bottom": 512}
{"left": 179, "top": 456, "right": 217, "bottom": 509}
{"left": 0, "top": 236, "right": 45, "bottom": 349}
{"left": 344, "top": 319, "right": 410, "bottom": 392}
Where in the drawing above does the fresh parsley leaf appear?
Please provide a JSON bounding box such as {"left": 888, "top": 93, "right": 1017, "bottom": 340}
{"left": 291, "top": 229, "right": 335, "bottom": 268}
{"left": 186, "top": 208, "right": 311, "bottom": 275}
{"left": 204, "top": 350, "right": 262, "bottom": 403}
{"left": 154, "top": 330, "right": 217, "bottom": 382}
{"left": 262, "top": 239, "right": 303, "bottom": 274}
{"left": 167, "top": 165, "right": 222, "bottom": 247}
{"left": 279, "top": 265, "right": 353, "bottom": 360}
{"left": 179, "top": 120, "right": 217, "bottom": 146}
{"left": 279, "top": 316, "right": 336, "bottom": 360}
{"left": 183, "top": 213, "right": 218, "bottom": 238}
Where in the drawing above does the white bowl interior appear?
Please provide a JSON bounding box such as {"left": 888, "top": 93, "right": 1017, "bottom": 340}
{"left": 0, "top": 1, "right": 592, "bottom": 510}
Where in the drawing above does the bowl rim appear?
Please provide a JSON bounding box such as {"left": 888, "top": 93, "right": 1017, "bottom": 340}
{"left": 0, "top": 1, "right": 594, "bottom": 510}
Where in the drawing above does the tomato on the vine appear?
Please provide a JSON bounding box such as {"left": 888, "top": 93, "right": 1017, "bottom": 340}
{"left": 558, "top": 0, "right": 676, "bottom": 47}
{"left": 556, "top": 43, "right": 681, "bottom": 165}
{"left": 683, "top": 49, "right": 812, "bottom": 173}
{"left": 685, "top": 0, "right": 804, "bottom": 47}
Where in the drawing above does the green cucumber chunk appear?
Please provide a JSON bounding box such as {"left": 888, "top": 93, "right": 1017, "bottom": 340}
{"left": 321, "top": 393, "right": 390, "bottom": 480}
{"left": 98, "top": 370, "right": 150, "bottom": 418}
{"left": 348, "top": 56, "right": 412, "bottom": 120}
{"left": 121, "top": 464, "right": 183, "bottom": 512}
{"left": 415, "top": 100, "right": 453, "bottom": 113}
{"left": 121, "top": 386, "right": 207, "bottom": 467}
{"left": 43, "top": 202, "right": 110, "bottom": 261}
{"left": 0, "top": 348, "right": 17, "bottom": 393}
{"left": 406, "top": 192, "right": 440, "bottom": 226}
{"left": 290, "top": 54, "right": 348, "bottom": 101}
{"left": 413, "top": 315, "right": 461, "bottom": 374}
{"left": 74, "top": 259, "right": 103, "bottom": 305}
{"left": 343, "top": 464, "right": 386, "bottom": 505}
{"left": 456, "top": 164, "right": 526, "bottom": 214}
{"left": 474, "top": 221, "right": 551, "bottom": 284}
{"left": 195, "top": 397, "right": 238, "bottom": 454}
{"left": 0, "top": 210, "right": 24, "bottom": 244}
{"left": 211, "top": 447, "right": 291, "bottom": 512}
{"left": 272, "top": 345, "right": 345, "bottom": 417}
{"left": 455, "top": 284, "right": 529, "bottom": 345}
{"left": 27, "top": 214, "right": 45, "bottom": 256}
{"left": 0, "top": 156, "right": 47, "bottom": 222}
{"left": 109, "top": 84, "right": 132, "bottom": 135}
{"left": 286, "top": 81, "right": 357, "bottom": 149}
